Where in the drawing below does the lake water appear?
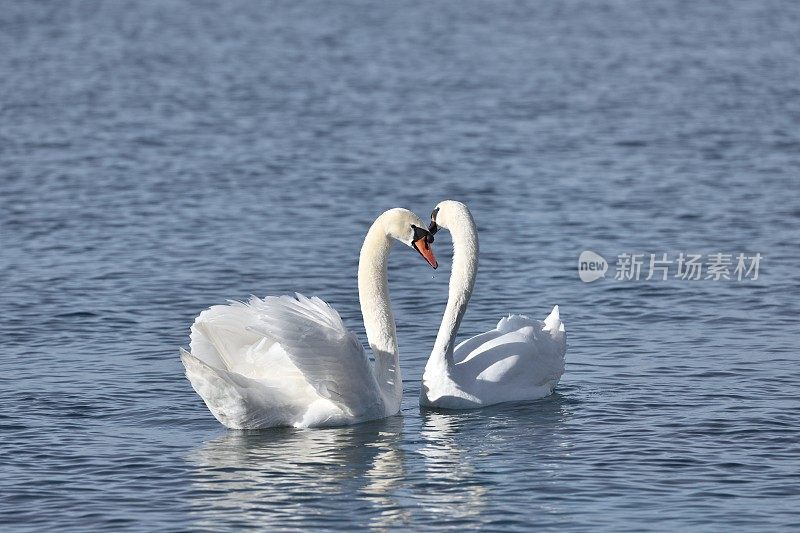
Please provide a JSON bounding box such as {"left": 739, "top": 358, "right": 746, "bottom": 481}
{"left": 2, "top": 1, "right": 799, "bottom": 530}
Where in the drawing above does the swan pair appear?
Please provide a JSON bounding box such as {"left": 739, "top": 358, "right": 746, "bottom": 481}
{"left": 180, "top": 201, "right": 566, "bottom": 429}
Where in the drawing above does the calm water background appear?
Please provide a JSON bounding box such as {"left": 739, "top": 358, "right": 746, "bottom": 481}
{"left": 2, "top": 1, "right": 799, "bottom": 530}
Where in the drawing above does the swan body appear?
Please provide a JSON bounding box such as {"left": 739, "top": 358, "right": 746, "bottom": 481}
{"left": 181, "top": 208, "right": 437, "bottom": 429}
{"left": 420, "top": 201, "right": 567, "bottom": 409}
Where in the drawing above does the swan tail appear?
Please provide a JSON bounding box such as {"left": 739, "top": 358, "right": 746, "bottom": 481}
{"left": 180, "top": 348, "right": 300, "bottom": 429}
{"left": 542, "top": 306, "right": 567, "bottom": 378}
{"left": 542, "top": 305, "right": 565, "bottom": 337}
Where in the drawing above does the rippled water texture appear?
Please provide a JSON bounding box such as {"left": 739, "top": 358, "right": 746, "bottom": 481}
{"left": 2, "top": 1, "right": 799, "bottom": 530}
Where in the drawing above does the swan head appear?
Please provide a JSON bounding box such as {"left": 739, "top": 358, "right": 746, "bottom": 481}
{"left": 428, "top": 200, "right": 470, "bottom": 235}
{"left": 381, "top": 208, "right": 438, "bottom": 269}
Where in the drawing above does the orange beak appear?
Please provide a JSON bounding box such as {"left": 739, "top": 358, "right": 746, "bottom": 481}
{"left": 413, "top": 236, "right": 438, "bottom": 269}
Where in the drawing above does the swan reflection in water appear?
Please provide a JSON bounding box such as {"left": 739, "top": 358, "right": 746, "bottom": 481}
{"left": 187, "top": 415, "right": 408, "bottom": 530}
{"left": 187, "top": 392, "right": 574, "bottom": 529}
{"left": 417, "top": 392, "right": 575, "bottom": 524}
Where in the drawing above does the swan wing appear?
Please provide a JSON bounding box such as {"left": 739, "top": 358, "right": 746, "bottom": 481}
{"left": 452, "top": 329, "right": 505, "bottom": 364}
{"left": 189, "top": 302, "right": 271, "bottom": 371}
{"left": 453, "top": 307, "right": 566, "bottom": 387}
{"left": 452, "top": 307, "right": 565, "bottom": 365}
{"left": 247, "top": 293, "right": 383, "bottom": 419}
{"left": 477, "top": 307, "right": 566, "bottom": 383}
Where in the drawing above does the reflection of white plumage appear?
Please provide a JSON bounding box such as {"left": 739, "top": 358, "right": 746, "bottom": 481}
{"left": 420, "top": 201, "right": 567, "bottom": 410}
{"left": 180, "top": 208, "right": 438, "bottom": 429}
{"left": 188, "top": 418, "right": 406, "bottom": 531}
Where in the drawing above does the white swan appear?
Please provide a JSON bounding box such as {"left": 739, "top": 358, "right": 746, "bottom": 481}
{"left": 420, "top": 200, "right": 567, "bottom": 409}
{"left": 180, "top": 208, "right": 438, "bottom": 429}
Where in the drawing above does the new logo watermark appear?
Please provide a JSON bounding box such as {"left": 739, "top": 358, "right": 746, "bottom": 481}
{"left": 578, "top": 251, "right": 762, "bottom": 282}
{"left": 578, "top": 251, "right": 608, "bottom": 282}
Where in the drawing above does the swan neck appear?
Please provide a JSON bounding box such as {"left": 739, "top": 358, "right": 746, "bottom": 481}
{"left": 358, "top": 219, "right": 402, "bottom": 414}
{"left": 431, "top": 210, "right": 478, "bottom": 370}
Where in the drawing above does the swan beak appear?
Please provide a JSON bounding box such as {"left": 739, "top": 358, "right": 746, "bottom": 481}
{"left": 413, "top": 237, "right": 438, "bottom": 269}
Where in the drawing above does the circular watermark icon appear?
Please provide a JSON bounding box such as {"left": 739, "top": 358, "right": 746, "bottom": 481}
{"left": 578, "top": 251, "right": 608, "bottom": 282}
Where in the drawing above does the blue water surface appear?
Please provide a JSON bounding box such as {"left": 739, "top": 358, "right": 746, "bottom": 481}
{"left": 2, "top": 1, "right": 799, "bottom": 530}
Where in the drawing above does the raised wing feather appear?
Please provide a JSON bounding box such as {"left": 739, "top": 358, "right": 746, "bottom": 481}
{"left": 180, "top": 348, "right": 304, "bottom": 429}
{"left": 246, "top": 293, "right": 383, "bottom": 419}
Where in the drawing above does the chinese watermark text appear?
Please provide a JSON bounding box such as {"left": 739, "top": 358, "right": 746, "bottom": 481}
{"left": 579, "top": 251, "right": 762, "bottom": 283}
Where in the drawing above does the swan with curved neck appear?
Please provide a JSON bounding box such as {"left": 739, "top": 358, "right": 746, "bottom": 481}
{"left": 180, "top": 208, "right": 437, "bottom": 428}
{"left": 357, "top": 208, "right": 438, "bottom": 415}
{"left": 420, "top": 200, "right": 566, "bottom": 409}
